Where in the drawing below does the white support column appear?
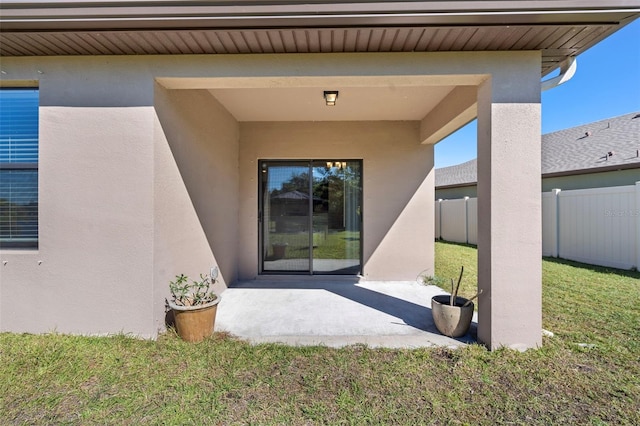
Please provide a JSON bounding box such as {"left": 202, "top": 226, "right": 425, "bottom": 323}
{"left": 476, "top": 71, "right": 542, "bottom": 350}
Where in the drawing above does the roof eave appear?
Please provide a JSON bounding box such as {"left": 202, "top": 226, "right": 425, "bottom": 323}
{"left": 2, "top": 1, "right": 639, "bottom": 31}
{"left": 435, "top": 182, "right": 479, "bottom": 190}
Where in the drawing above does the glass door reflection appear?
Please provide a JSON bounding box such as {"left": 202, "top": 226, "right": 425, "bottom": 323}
{"left": 311, "top": 161, "right": 362, "bottom": 274}
{"left": 260, "top": 160, "right": 362, "bottom": 275}
{"left": 261, "top": 161, "right": 311, "bottom": 273}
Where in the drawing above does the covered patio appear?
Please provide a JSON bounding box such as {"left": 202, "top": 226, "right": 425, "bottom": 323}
{"left": 216, "top": 278, "right": 477, "bottom": 348}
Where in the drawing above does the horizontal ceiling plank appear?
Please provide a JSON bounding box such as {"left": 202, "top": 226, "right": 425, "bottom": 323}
{"left": 0, "top": 22, "right": 632, "bottom": 78}
{"left": 0, "top": 25, "right": 597, "bottom": 57}
{"left": 1, "top": 2, "right": 637, "bottom": 32}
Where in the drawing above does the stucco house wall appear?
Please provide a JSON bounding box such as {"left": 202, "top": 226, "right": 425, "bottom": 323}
{"left": 153, "top": 86, "right": 241, "bottom": 332}
{"left": 0, "top": 53, "right": 451, "bottom": 336}
{"left": 0, "top": 62, "right": 157, "bottom": 336}
{"left": 0, "top": 50, "right": 545, "bottom": 346}
{"left": 238, "top": 121, "right": 434, "bottom": 281}
{"left": 0, "top": 56, "right": 246, "bottom": 337}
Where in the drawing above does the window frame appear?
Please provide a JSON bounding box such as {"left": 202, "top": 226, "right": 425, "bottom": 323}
{"left": 0, "top": 86, "right": 39, "bottom": 249}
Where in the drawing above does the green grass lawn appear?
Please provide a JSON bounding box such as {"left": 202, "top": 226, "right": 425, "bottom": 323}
{"left": 1, "top": 241, "right": 639, "bottom": 424}
{"left": 268, "top": 230, "right": 360, "bottom": 260}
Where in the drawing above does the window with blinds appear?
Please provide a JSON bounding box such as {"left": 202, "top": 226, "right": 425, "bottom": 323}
{"left": 0, "top": 88, "right": 39, "bottom": 248}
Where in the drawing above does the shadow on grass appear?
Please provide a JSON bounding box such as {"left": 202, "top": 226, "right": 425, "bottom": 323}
{"left": 543, "top": 256, "right": 640, "bottom": 278}
{"left": 435, "top": 239, "right": 477, "bottom": 249}
{"left": 437, "top": 239, "right": 639, "bottom": 279}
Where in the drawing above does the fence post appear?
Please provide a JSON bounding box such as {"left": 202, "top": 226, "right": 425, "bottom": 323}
{"left": 550, "top": 189, "right": 561, "bottom": 258}
{"left": 636, "top": 182, "right": 640, "bottom": 269}
{"left": 463, "top": 196, "right": 470, "bottom": 244}
{"left": 436, "top": 199, "right": 442, "bottom": 240}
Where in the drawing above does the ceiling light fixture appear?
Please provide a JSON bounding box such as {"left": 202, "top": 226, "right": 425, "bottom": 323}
{"left": 323, "top": 90, "right": 339, "bottom": 106}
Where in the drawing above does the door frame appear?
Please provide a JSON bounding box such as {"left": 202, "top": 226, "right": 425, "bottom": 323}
{"left": 258, "top": 159, "right": 363, "bottom": 275}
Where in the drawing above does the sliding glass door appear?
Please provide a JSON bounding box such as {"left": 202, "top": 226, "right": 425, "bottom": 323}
{"left": 260, "top": 161, "right": 311, "bottom": 273}
{"left": 259, "top": 160, "right": 362, "bottom": 275}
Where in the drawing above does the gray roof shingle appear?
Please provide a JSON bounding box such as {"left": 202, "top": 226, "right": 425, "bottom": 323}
{"left": 435, "top": 112, "right": 640, "bottom": 187}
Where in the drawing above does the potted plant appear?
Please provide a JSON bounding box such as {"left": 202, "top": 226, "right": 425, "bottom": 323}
{"left": 167, "top": 268, "right": 220, "bottom": 342}
{"left": 421, "top": 267, "right": 481, "bottom": 338}
{"left": 271, "top": 242, "right": 288, "bottom": 260}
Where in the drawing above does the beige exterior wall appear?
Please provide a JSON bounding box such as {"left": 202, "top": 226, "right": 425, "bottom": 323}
{"left": 153, "top": 86, "right": 240, "bottom": 331}
{"left": 1, "top": 104, "right": 157, "bottom": 336}
{"left": 1, "top": 57, "right": 155, "bottom": 336}
{"left": 238, "top": 121, "right": 434, "bottom": 281}
{"left": 0, "top": 57, "right": 244, "bottom": 337}
{"left": 1, "top": 51, "right": 541, "bottom": 345}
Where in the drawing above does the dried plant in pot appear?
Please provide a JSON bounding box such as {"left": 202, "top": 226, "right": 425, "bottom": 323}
{"left": 167, "top": 268, "right": 220, "bottom": 342}
{"left": 423, "top": 267, "right": 482, "bottom": 338}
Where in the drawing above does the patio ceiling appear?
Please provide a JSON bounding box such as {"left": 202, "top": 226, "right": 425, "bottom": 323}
{"left": 157, "top": 74, "right": 482, "bottom": 123}
{"left": 209, "top": 85, "right": 456, "bottom": 122}
{"left": 1, "top": 1, "right": 639, "bottom": 76}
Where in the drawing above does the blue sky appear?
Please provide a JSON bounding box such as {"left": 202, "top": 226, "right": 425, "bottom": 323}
{"left": 435, "top": 19, "right": 640, "bottom": 168}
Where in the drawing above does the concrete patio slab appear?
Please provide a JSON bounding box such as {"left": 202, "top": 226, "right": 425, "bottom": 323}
{"left": 215, "top": 278, "right": 478, "bottom": 349}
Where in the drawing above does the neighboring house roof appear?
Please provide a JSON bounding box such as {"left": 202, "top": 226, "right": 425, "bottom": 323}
{"left": 436, "top": 112, "right": 640, "bottom": 188}
{"left": 0, "top": 1, "right": 639, "bottom": 77}
{"left": 435, "top": 159, "right": 479, "bottom": 188}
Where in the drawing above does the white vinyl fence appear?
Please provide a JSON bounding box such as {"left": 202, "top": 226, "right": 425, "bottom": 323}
{"left": 435, "top": 182, "right": 640, "bottom": 270}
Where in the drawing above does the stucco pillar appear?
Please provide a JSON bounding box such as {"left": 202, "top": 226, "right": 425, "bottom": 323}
{"left": 476, "top": 73, "right": 542, "bottom": 350}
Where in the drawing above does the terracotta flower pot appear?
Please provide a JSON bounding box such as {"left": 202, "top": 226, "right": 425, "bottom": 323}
{"left": 431, "top": 295, "right": 474, "bottom": 338}
{"left": 272, "top": 243, "right": 288, "bottom": 260}
{"left": 168, "top": 297, "right": 220, "bottom": 342}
